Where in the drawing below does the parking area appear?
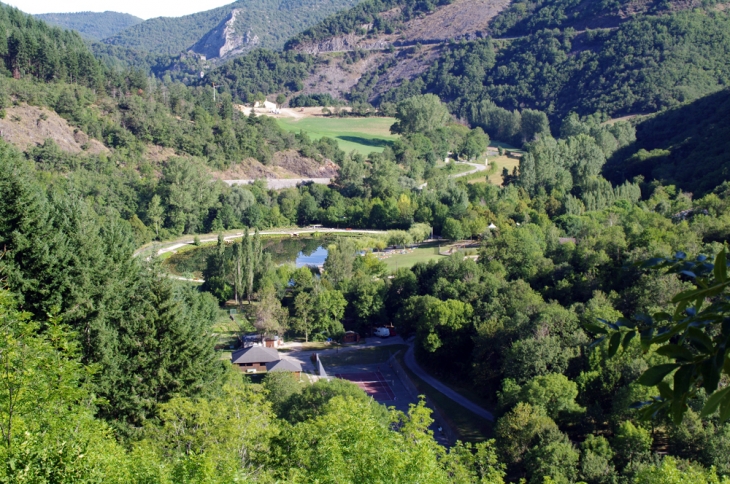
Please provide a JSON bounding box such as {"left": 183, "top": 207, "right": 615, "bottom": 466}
{"left": 334, "top": 371, "right": 396, "bottom": 402}
{"left": 326, "top": 362, "right": 413, "bottom": 415}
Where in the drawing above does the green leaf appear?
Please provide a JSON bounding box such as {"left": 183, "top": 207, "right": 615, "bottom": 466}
{"left": 672, "top": 288, "right": 702, "bottom": 304}
{"left": 700, "top": 359, "right": 722, "bottom": 394}
{"left": 622, "top": 331, "right": 636, "bottom": 351}
{"left": 671, "top": 280, "right": 730, "bottom": 304}
{"left": 657, "top": 381, "right": 674, "bottom": 400}
{"left": 649, "top": 321, "right": 690, "bottom": 345}
{"left": 714, "top": 249, "right": 727, "bottom": 283}
{"left": 655, "top": 344, "right": 695, "bottom": 362}
{"left": 673, "top": 365, "right": 694, "bottom": 397}
{"left": 700, "top": 386, "right": 730, "bottom": 418}
{"left": 653, "top": 312, "right": 672, "bottom": 322}
{"left": 687, "top": 327, "right": 714, "bottom": 354}
{"left": 588, "top": 336, "right": 606, "bottom": 350}
{"left": 637, "top": 364, "right": 680, "bottom": 386}
{"left": 671, "top": 395, "right": 688, "bottom": 425}
{"left": 608, "top": 332, "right": 622, "bottom": 357}
{"left": 584, "top": 323, "right": 608, "bottom": 335}
{"left": 642, "top": 258, "right": 666, "bottom": 268}
{"left": 720, "top": 393, "right": 730, "bottom": 423}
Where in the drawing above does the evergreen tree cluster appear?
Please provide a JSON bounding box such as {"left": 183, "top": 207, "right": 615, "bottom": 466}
{"left": 0, "top": 5, "right": 102, "bottom": 86}
{"left": 0, "top": 142, "right": 225, "bottom": 429}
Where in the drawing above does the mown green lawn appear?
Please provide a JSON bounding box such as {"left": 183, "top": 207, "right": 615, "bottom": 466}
{"left": 277, "top": 116, "right": 398, "bottom": 155}
{"left": 378, "top": 242, "right": 445, "bottom": 271}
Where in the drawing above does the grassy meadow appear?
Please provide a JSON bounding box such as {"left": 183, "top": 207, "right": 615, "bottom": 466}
{"left": 277, "top": 116, "right": 398, "bottom": 155}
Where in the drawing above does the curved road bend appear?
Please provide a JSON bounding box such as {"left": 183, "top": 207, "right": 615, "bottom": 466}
{"left": 418, "top": 160, "right": 488, "bottom": 189}
{"left": 404, "top": 343, "right": 494, "bottom": 422}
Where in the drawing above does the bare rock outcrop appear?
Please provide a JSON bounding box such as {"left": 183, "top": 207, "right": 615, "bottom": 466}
{"left": 298, "top": 32, "right": 391, "bottom": 54}
{"left": 190, "top": 9, "right": 259, "bottom": 60}
{"left": 0, "top": 104, "right": 108, "bottom": 155}
{"left": 212, "top": 150, "right": 339, "bottom": 180}
{"left": 273, "top": 150, "right": 339, "bottom": 178}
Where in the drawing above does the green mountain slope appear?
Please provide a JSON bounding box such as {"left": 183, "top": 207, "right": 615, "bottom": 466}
{"left": 102, "top": 0, "right": 362, "bottom": 57}
{"left": 0, "top": 5, "right": 101, "bottom": 84}
{"left": 33, "top": 11, "right": 143, "bottom": 40}
{"left": 604, "top": 88, "right": 730, "bottom": 196}
{"left": 379, "top": 8, "right": 730, "bottom": 124}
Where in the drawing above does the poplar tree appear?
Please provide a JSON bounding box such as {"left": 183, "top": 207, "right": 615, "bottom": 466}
{"left": 232, "top": 239, "right": 243, "bottom": 306}
{"left": 244, "top": 228, "right": 254, "bottom": 302}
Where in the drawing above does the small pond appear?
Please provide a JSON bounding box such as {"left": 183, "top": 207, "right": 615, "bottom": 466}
{"left": 295, "top": 246, "right": 328, "bottom": 268}
{"left": 163, "top": 237, "right": 330, "bottom": 279}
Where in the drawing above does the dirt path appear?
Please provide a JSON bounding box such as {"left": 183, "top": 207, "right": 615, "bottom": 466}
{"left": 403, "top": 343, "right": 494, "bottom": 421}
{"left": 418, "top": 160, "right": 488, "bottom": 189}
{"left": 134, "top": 227, "right": 388, "bottom": 258}
{"left": 451, "top": 161, "right": 488, "bottom": 178}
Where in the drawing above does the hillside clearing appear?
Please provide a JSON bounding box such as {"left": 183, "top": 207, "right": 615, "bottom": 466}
{"left": 277, "top": 116, "right": 398, "bottom": 155}
{"left": 485, "top": 156, "right": 521, "bottom": 185}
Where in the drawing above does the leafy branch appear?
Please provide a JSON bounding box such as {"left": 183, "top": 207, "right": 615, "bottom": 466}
{"left": 584, "top": 249, "right": 730, "bottom": 424}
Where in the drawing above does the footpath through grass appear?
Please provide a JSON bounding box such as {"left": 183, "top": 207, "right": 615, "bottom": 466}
{"left": 277, "top": 116, "right": 398, "bottom": 155}
{"left": 395, "top": 352, "right": 493, "bottom": 443}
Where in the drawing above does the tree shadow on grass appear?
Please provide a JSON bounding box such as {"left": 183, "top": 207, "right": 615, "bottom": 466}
{"left": 337, "top": 136, "right": 393, "bottom": 148}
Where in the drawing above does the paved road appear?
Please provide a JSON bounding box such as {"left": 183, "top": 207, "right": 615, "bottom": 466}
{"left": 403, "top": 343, "right": 494, "bottom": 421}
{"left": 224, "top": 178, "right": 332, "bottom": 189}
{"left": 451, "top": 160, "right": 488, "bottom": 178}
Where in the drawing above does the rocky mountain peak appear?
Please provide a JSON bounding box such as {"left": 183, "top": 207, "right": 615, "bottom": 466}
{"left": 190, "top": 8, "right": 259, "bottom": 60}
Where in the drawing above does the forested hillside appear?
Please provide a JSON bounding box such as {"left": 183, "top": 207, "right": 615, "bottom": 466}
{"left": 488, "top": 0, "right": 730, "bottom": 35}
{"left": 604, "top": 88, "right": 730, "bottom": 196}
{"left": 34, "top": 11, "right": 143, "bottom": 40}
{"left": 102, "top": 0, "right": 362, "bottom": 56}
{"left": 285, "top": 0, "right": 456, "bottom": 49}
{"left": 2, "top": 2, "right": 730, "bottom": 483}
{"left": 0, "top": 6, "right": 102, "bottom": 84}
{"left": 380, "top": 9, "right": 730, "bottom": 124}
{"left": 270, "top": 0, "right": 730, "bottom": 132}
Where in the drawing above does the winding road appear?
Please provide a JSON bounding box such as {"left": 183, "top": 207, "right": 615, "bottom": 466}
{"left": 403, "top": 343, "right": 495, "bottom": 421}
{"left": 418, "top": 160, "right": 489, "bottom": 190}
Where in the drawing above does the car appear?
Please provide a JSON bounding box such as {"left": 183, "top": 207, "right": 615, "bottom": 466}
{"left": 374, "top": 327, "right": 390, "bottom": 338}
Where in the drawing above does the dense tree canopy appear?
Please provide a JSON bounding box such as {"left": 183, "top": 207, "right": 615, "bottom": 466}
{"left": 2, "top": 3, "right": 730, "bottom": 482}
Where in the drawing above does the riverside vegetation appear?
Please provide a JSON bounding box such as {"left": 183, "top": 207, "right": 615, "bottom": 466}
{"left": 1, "top": 1, "right": 730, "bottom": 482}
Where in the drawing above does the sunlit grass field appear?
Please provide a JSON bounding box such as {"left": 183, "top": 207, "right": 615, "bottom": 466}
{"left": 277, "top": 116, "right": 398, "bottom": 155}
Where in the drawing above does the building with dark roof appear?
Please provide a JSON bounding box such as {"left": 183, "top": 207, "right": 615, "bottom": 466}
{"left": 266, "top": 359, "right": 303, "bottom": 377}
{"left": 231, "top": 346, "right": 280, "bottom": 373}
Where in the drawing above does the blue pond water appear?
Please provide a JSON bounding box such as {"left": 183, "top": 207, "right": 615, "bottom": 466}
{"left": 296, "top": 246, "right": 328, "bottom": 268}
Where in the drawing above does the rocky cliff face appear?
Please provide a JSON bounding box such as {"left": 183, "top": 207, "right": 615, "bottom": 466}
{"left": 297, "top": 32, "right": 392, "bottom": 55}
{"left": 293, "top": 0, "right": 509, "bottom": 55}
{"left": 190, "top": 9, "right": 259, "bottom": 60}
